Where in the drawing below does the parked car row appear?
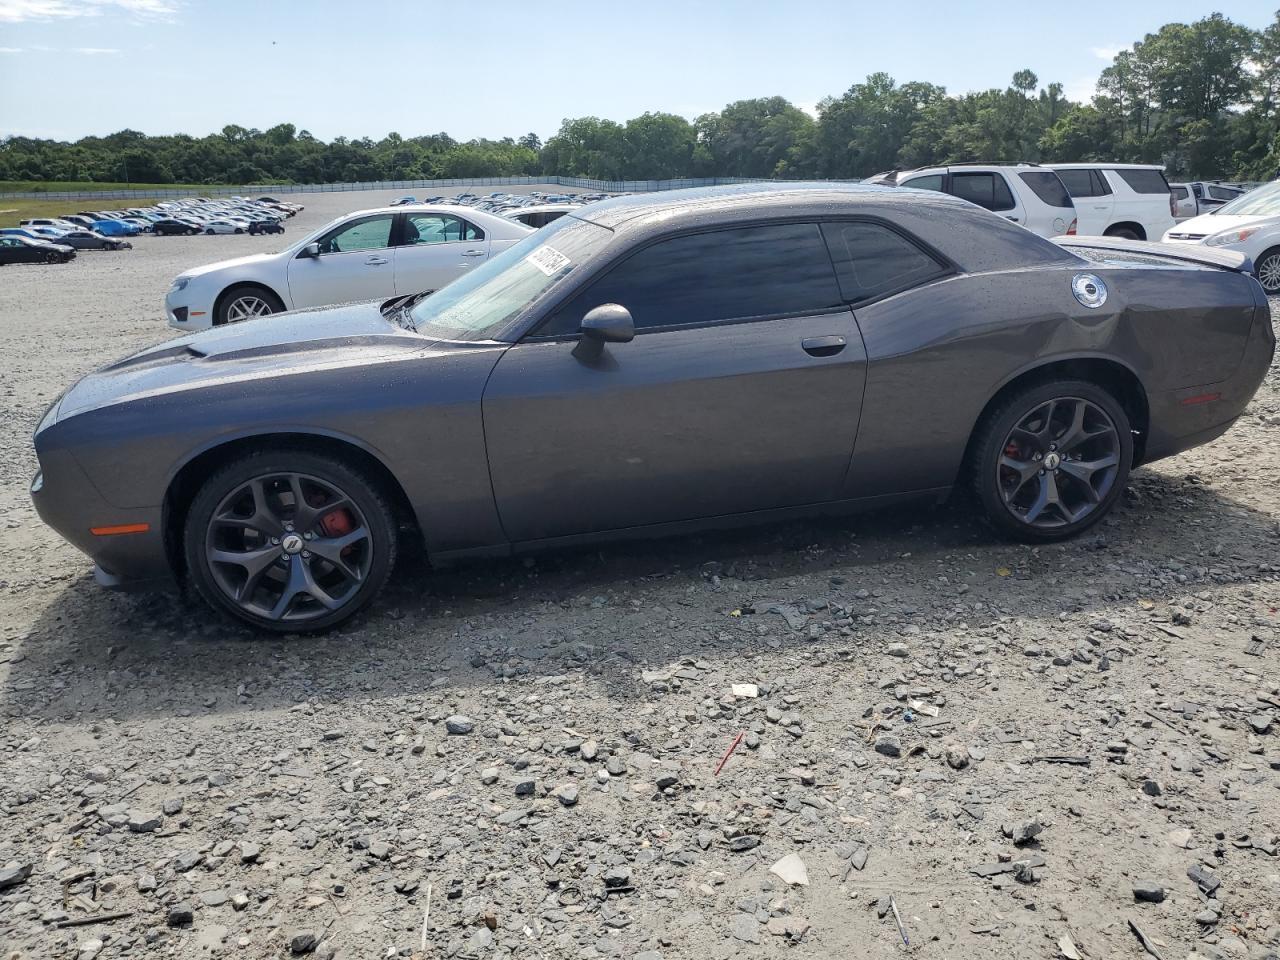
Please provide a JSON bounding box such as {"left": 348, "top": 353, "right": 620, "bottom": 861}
{"left": 16, "top": 196, "right": 301, "bottom": 243}
{"left": 1169, "top": 181, "right": 1248, "bottom": 221}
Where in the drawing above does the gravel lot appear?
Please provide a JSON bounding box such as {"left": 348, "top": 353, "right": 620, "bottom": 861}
{"left": 0, "top": 187, "right": 1278, "bottom": 960}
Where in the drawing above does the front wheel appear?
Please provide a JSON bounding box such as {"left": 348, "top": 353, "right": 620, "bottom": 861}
{"left": 183, "top": 450, "right": 398, "bottom": 632}
{"left": 206, "top": 228, "right": 215, "bottom": 235}
{"left": 216, "top": 284, "right": 285, "bottom": 325}
{"left": 45, "top": 251, "right": 61, "bottom": 263}
{"left": 971, "top": 380, "right": 1132, "bottom": 542}
{"left": 234, "top": 228, "right": 244, "bottom": 234}
{"left": 1254, "top": 246, "right": 1280, "bottom": 294}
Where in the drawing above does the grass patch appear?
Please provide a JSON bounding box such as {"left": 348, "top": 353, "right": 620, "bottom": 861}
{"left": 0, "top": 180, "right": 219, "bottom": 193}
{"left": 0, "top": 197, "right": 163, "bottom": 227}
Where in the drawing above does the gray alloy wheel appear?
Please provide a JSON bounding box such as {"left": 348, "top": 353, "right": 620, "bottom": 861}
{"left": 225, "top": 294, "right": 274, "bottom": 323}
{"left": 184, "top": 453, "right": 397, "bottom": 632}
{"left": 44, "top": 251, "right": 60, "bottom": 263}
{"left": 1255, "top": 247, "right": 1280, "bottom": 294}
{"left": 971, "top": 379, "right": 1133, "bottom": 542}
{"left": 996, "top": 397, "right": 1121, "bottom": 530}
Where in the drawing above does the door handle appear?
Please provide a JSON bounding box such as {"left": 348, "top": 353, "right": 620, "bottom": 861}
{"left": 365, "top": 256, "right": 389, "bottom": 265}
{"left": 461, "top": 249, "right": 486, "bottom": 257}
{"left": 1005, "top": 216, "right": 1020, "bottom": 222}
{"left": 1094, "top": 204, "right": 1108, "bottom": 210}
{"left": 801, "top": 335, "right": 847, "bottom": 358}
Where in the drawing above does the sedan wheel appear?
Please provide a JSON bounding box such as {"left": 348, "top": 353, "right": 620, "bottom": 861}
{"left": 185, "top": 453, "right": 397, "bottom": 632}
{"left": 45, "top": 251, "right": 60, "bottom": 263}
{"left": 972, "top": 380, "right": 1132, "bottom": 541}
{"left": 226, "top": 294, "right": 274, "bottom": 322}
{"left": 1255, "top": 247, "right": 1280, "bottom": 294}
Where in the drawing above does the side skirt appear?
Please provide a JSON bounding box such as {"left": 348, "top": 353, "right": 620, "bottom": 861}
{"left": 429, "top": 487, "right": 953, "bottom": 565}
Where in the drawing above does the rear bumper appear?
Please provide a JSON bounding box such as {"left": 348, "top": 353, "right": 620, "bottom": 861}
{"left": 1143, "top": 285, "right": 1275, "bottom": 462}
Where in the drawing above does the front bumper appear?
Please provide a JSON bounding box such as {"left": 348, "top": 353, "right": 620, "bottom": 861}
{"left": 165, "top": 288, "right": 213, "bottom": 331}
{"left": 30, "top": 447, "right": 173, "bottom": 587}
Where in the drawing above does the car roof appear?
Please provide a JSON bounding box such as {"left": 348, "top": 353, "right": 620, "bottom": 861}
{"left": 574, "top": 181, "right": 976, "bottom": 230}
{"left": 570, "top": 181, "right": 1077, "bottom": 275}
{"left": 509, "top": 204, "right": 580, "bottom": 215}
{"left": 1046, "top": 163, "right": 1167, "bottom": 171}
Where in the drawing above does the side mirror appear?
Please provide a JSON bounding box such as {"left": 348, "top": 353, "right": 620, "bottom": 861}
{"left": 572, "top": 303, "right": 633, "bottom": 362}
{"left": 299, "top": 242, "right": 321, "bottom": 259}
{"left": 580, "top": 303, "right": 634, "bottom": 343}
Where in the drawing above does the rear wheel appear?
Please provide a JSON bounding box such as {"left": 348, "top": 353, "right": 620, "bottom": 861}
{"left": 1254, "top": 246, "right": 1280, "bottom": 294}
{"left": 1104, "top": 225, "right": 1141, "bottom": 241}
{"left": 971, "top": 380, "right": 1132, "bottom": 542}
{"left": 216, "top": 284, "right": 285, "bottom": 325}
{"left": 183, "top": 450, "right": 398, "bottom": 633}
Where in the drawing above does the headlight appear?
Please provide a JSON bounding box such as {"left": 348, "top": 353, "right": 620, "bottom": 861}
{"left": 170, "top": 277, "right": 189, "bottom": 292}
{"left": 1205, "top": 227, "right": 1260, "bottom": 247}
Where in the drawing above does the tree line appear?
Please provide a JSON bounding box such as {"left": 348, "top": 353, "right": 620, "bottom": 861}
{"left": 3, "top": 11, "right": 1278, "bottom": 187}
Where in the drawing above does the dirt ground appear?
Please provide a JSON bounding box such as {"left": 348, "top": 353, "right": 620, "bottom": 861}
{"left": 0, "top": 187, "right": 1277, "bottom": 960}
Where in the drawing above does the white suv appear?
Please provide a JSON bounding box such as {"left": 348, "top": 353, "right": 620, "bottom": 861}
{"left": 1046, "top": 164, "right": 1176, "bottom": 240}
{"left": 887, "top": 164, "right": 1077, "bottom": 238}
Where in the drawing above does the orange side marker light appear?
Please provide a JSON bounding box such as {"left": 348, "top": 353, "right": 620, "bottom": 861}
{"left": 90, "top": 523, "right": 151, "bottom": 536}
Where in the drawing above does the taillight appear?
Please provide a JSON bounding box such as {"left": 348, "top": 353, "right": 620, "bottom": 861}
{"left": 1169, "top": 194, "right": 1177, "bottom": 217}
{"left": 1066, "top": 218, "right": 1077, "bottom": 236}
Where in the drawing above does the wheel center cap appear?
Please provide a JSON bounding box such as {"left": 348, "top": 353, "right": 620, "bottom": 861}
{"left": 1043, "top": 452, "right": 1061, "bottom": 470}
{"left": 281, "top": 533, "right": 304, "bottom": 555}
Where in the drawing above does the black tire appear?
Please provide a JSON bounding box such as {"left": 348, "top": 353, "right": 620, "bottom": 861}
{"left": 188, "top": 228, "right": 198, "bottom": 236}
{"left": 215, "top": 283, "right": 286, "bottom": 325}
{"left": 234, "top": 228, "right": 244, "bottom": 234}
{"left": 1104, "top": 225, "right": 1141, "bottom": 241}
{"left": 45, "top": 251, "right": 60, "bottom": 263}
{"left": 1253, "top": 245, "right": 1280, "bottom": 294}
{"left": 970, "top": 379, "right": 1132, "bottom": 542}
{"left": 183, "top": 449, "right": 398, "bottom": 633}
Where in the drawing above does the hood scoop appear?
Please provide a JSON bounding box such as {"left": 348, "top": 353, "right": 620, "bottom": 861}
{"left": 102, "top": 343, "right": 206, "bottom": 372}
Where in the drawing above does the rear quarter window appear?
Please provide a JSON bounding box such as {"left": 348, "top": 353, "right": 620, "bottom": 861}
{"left": 949, "top": 172, "right": 1016, "bottom": 212}
{"left": 820, "top": 221, "right": 948, "bottom": 303}
{"left": 1018, "top": 171, "right": 1073, "bottom": 208}
{"left": 1114, "top": 169, "right": 1170, "bottom": 194}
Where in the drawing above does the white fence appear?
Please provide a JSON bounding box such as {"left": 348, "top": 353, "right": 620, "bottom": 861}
{"left": 0, "top": 175, "right": 767, "bottom": 202}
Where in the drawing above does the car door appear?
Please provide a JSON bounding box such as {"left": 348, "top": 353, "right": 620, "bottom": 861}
{"left": 481, "top": 221, "right": 868, "bottom": 543}
{"left": 947, "top": 171, "right": 1025, "bottom": 226}
{"left": 392, "top": 212, "right": 489, "bottom": 296}
{"left": 1056, "top": 169, "right": 1113, "bottom": 235}
{"left": 287, "top": 213, "right": 397, "bottom": 309}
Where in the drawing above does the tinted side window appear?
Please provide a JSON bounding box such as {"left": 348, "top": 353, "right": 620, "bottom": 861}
{"left": 900, "top": 174, "right": 944, "bottom": 192}
{"left": 1208, "top": 186, "right": 1239, "bottom": 201}
{"left": 1056, "top": 169, "right": 1096, "bottom": 198}
{"left": 1018, "top": 171, "right": 1073, "bottom": 208}
{"left": 950, "top": 173, "right": 1015, "bottom": 212}
{"left": 821, "top": 221, "right": 947, "bottom": 303}
{"left": 540, "top": 223, "right": 841, "bottom": 336}
{"left": 1170, "top": 186, "right": 1189, "bottom": 200}
{"left": 1115, "top": 168, "right": 1170, "bottom": 194}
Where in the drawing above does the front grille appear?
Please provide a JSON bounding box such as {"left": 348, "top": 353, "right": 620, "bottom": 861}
{"left": 1167, "top": 232, "right": 1207, "bottom": 241}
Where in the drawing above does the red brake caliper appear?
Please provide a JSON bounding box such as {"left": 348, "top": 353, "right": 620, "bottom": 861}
{"left": 319, "top": 507, "right": 356, "bottom": 558}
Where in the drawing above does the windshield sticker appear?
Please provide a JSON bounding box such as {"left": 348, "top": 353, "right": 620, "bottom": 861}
{"left": 527, "top": 245, "right": 571, "bottom": 277}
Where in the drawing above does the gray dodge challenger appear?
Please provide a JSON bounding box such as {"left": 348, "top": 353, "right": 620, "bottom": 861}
{"left": 31, "top": 184, "right": 1276, "bottom": 632}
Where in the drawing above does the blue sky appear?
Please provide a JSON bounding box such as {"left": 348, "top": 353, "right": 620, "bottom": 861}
{"left": 0, "top": 0, "right": 1274, "bottom": 142}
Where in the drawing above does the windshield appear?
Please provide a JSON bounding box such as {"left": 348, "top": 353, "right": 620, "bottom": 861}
{"left": 406, "top": 215, "right": 613, "bottom": 341}
{"left": 1212, "top": 181, "right": 1280, "bottom": 217}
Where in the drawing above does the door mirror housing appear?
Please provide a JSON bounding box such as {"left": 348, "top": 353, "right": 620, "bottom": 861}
{"left": 298, "top": 241, "right": 321, "bottom": 259}
{"left": 573, "top": 304, "right": 633, "bottom": 362}
{"left": 580, "top": 303, "right": 634, "bottom": 343}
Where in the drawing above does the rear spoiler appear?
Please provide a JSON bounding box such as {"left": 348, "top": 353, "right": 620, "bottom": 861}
{"left": 1054, "top": 236, "right": 1254, "bottom": 274}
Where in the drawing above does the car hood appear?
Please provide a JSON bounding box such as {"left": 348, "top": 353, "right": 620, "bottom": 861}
{"left": 1174, "top": 212, "right": 1280, "bottom": 236}
{"left": 54, "top": 300, "right": 427, "bottom": 421}
{"left": 176, "top": 250, "right": 279, "bottom": 279}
